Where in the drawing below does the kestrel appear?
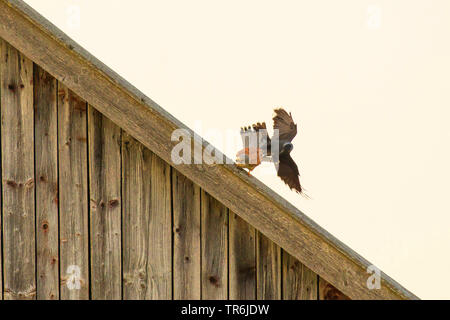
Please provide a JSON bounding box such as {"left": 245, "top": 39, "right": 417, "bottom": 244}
{"left": 236, "top": 108, "right": 304, "bottom": 195}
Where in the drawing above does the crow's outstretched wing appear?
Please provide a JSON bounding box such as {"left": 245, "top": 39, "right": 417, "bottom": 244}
{"left": 273, "top": 108, "right": 297, "bottom": 142}
{"left": 277, "top": 153, "right": 302, "bottom": 193}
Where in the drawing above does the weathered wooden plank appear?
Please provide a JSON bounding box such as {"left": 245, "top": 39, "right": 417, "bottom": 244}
{"left": 34, "top": 64, "right": 59, "bottom": 300}
{"left": 256, "top": 232, "right": 281, "bottom": 300}
{"left": 201, "top": 191, "right": 228, "bottom": 299}
{"left": 282, "top": 250, "right": 317, "bottom": 300}
{"left": 88, "top": 106, "right": 121, "bottom": 299}
{"left": 58, "top": 83, "right": 89, "bottom": 299}
{"left": 319, "top": 277, "right": 350, "bottom": 300}
{"left": 148, "top": 152, "right": 172, "bottom": 299}
{"left": 0, "top": 39, "right": 35, "bottom": 300}
{"left": 172, "top": 169, "right": 201, "bottom": 300}
{"left": 122, "top": 133, "right": 172, "bottom": 299}
{"left": 0, "top": 0, "right": 418, "bottom": 300}
{"left": 229, "top": 211, "right": 256, "bottom": 299}
{"left": 121, "top": 132, "right": 151, "bottom": 299}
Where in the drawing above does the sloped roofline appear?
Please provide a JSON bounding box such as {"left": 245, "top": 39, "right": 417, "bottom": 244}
{"left": 0, "top": 0, "right": 418, "bottom": 299}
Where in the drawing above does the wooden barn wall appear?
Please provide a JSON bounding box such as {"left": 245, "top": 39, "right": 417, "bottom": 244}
{"left": 0, "top": 39, "right": 349, "bottom": 300}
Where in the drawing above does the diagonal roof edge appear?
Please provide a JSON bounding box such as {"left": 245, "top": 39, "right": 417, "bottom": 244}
{"left": 0, "top": 0, "right": 418, "bottom": 300}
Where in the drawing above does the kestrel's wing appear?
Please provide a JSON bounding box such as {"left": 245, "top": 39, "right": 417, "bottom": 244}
{"left": 240, "top": 126, "right": 255, "bottom": 148}
{"left": 273, "top": 108, "right": 297, "bottom": 142}
{"left": 252, "top": 122, "right": 271, "bottom": 156}
{"left": 277, "top": 153, "right": 302, "bottom": 193}
{"left": 240, "top": 123, "right": 271, "bottom": 157}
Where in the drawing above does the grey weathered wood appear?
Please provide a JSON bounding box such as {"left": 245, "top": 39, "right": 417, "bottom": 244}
{"left": 201, "top": 191, "right": 228, "bottom": 299}
{"left": 319, "top": 277, "right": 350, "bottom": 300}
{"left": 282, "top": 250, "right": 318, "bottom": 300}
{"left": 34, "top": 64, "right": 59, "bottom": 300}
{"left": 256, "top": 232, "right": 281, "bottom": 300}
{"left": 122, "top": 133, "right": 172, "bottom": 299}
{"left": 88, "top": 106, "right": 122, "bottom": 299}
{"left": 121, "top": 132, "right": 151, "bottom": 299}
{"left": 58, "top": 83, "right": 89, "bottom": 299}
{"left": 0, "top": 0, "right": 418, "bottom": 300}
{"left": 229, "top": 211, "right": 256, "bottom": 299}
{"left": 148, "top": 152, "right": 172, "bottom": 299}
{"left": 0, "top": 39, "right": 36, "bottom": 300}
{"left": 172, "top": 169, "right": 201, "bottom": 300}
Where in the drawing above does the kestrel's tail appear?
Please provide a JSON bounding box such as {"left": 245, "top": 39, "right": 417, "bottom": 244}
{"left": 299, "top": 188, "right": 311, "bottom": 199}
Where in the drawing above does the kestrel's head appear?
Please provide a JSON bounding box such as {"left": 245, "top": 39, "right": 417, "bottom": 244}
{"left": 282, "top": 142, "right": 293, "bottom": 154}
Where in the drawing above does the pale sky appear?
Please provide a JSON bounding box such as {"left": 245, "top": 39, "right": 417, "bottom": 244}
{"left": 24, "top": 0, "right": 450, "bottom": 299}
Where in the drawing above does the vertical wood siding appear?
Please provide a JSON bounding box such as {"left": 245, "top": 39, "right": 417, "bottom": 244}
{"left": 147, "top": 152, "right": 172, "bottom": 299}
{"left": 319, "top": 277, "right": 350, "bottom": 300}
{"left": 0, "top": 39, "right": 349, "bottom": 300}
{"left": 229, "top": 211, "right": 256, "bottom": 299}
{"left": 34, "top": 65, "right": 59, "bottom": 300}
{"left": 282, "top": 250, "right": 318, "bottom": 300}
{"left": 57, "top": 83, "right": 89, "bottom": 299}
{"left": 121, "top": 132, "right": 172, "bottom": 299}
{"left": 256, "top": 232, "right": 281, "bottom": 299}
{"left": 201, "top": 191, "right": 228, "bottom": 299}
{"left": 172, "top": 169, "right": 201, "bottom": 299}
{"left": 1, "top": 39, "right": 35, "bottom": 300}
{"left": 88, "top": 106, "right": 122, "bottom": 299}
{"left": 121, "top": 132, "right": 153, "bottom": 299}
